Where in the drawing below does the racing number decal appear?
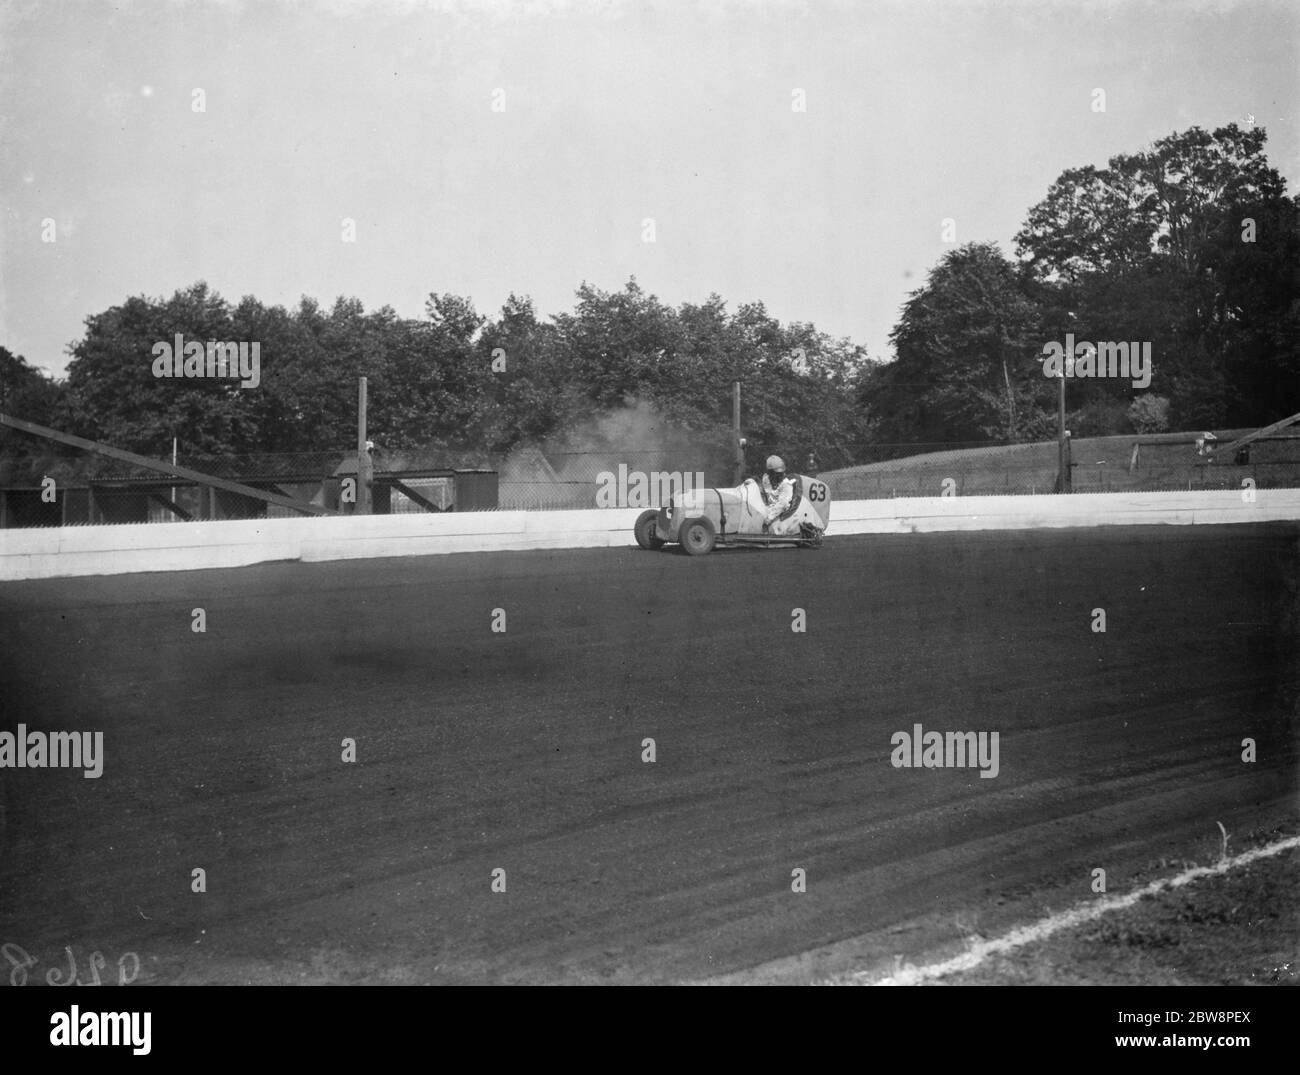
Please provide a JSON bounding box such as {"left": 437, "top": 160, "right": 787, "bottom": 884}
{"left": 807, "top": 482, "right": 827, "bottom": 502}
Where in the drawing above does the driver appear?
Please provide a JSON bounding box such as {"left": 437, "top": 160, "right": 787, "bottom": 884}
{"left": 759, "top": 455, "right": 797, "bottom": 532}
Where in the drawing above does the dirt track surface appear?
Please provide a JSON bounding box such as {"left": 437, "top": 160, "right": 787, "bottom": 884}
{"left": 1, "top": 524, "right": 1297, "bottom": 984}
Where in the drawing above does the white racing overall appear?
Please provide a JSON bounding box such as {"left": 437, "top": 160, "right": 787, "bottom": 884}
{"left": 759, "top": 473, "right": 802, "bottom": 536}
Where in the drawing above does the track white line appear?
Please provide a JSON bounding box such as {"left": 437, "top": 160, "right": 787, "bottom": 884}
{"left": 832, "top": 832, "right": 1300, "bottom": 986}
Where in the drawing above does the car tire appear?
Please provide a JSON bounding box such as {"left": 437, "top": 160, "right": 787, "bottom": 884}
{"left": 680, "top": 516, "right": 716, "bottom": 556}
{"left": 634, "top": 509, "right": 665, "bottom": 550}
{"left": 799, "top": 522, "right": 824, "bottom": 548}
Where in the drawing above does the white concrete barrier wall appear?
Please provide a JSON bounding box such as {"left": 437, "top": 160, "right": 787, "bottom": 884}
{"left": 832, "top": 489, "right": 1300, "bottom": 534}
{"left": 1, "top": 491, "right": 1297, "bottom": 581}
{"left": 0, "top": 508, "right": 642, "bottom": 581}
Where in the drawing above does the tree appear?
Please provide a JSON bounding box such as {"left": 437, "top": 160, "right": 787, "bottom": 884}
{"left": 60, "top": 281, "right": 258, "bottom": 457}
{"left": 1015, "top": 124, "right": 1297, "bottom": 429}
{"left": 476, "top": 294, "right": 576, "bottom": 451}
{"left": 0, "top": 346, "right": 65, "bottom": 464}
{"left": 869, "top": 243, "right": 1054, "bottom": 449}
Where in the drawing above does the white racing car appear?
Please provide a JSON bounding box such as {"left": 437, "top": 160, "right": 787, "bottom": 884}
{"left": 634, "top": 474, "right": 830, "bottom": 556}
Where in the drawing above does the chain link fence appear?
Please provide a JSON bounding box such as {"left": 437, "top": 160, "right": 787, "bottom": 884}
{"left": 819, "top": 432, "right": 1300, "bottom": 499}
{"left": 3, "top": 430, "right": 1298, "bottom": 526}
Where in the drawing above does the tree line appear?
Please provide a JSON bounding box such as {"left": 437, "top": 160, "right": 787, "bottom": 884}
{"left": 2, "top": 123, "right": 1295, "bottom": 475}
{"left": 0, "top": 283, "right": 871, "bottom": 475}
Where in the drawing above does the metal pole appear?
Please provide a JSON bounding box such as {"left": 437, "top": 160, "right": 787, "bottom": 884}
{"left": 1058, "top": 371, "right": 1067, "bottom": 493}
{"left": 732, "top": 381, "right": 743, "bottom": 485}
{"left": 357, "top": 376, "right": 372, "bottom": 515}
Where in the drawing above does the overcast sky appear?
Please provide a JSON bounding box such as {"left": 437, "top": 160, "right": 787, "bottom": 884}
{"left": 1, "top": 0, "right": 1296, "bottom": 379}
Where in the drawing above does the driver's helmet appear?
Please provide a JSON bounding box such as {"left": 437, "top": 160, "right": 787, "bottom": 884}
{"left": 765, "top": 455, "right": 786, "bottom": 485}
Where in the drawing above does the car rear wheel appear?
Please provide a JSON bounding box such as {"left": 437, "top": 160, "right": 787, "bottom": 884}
{"left": 634, "top": 509, "right": 665, "bottom": 550}
{"left": 680, "top": 516, "right": 716, "bottom": 556}
{"left": 799, "top": 522, "right": 824, "bottom": 548}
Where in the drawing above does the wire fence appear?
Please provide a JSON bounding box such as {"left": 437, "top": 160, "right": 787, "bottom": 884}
{"left": 820, "top": 432, "right": 1300, "bottom": 499}
{"left": 2, "top": 432, "right": 1299, "bottom": 526}
{"left": 824, "top": 466, "right": 1296, "bottom": 500}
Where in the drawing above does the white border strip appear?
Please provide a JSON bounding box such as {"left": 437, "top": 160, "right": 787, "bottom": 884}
{"left": 837, "top": 833, "right": 1300, "bottom": 986}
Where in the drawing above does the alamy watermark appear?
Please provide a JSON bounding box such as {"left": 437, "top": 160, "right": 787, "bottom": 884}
{"left": 595, "top": 464, "right": 705, "bottom": 508}
{"left": 890, "top": 723, "right": 999, "bottom": 778}
{"left": 0, "top": 725, "right": 103, "bottom": 778}
{"left": 50, "top": 1006, "right": 150, "bottom": 1055}
{"left": 151, "top": 333, "right": 260, "bottom": 388}
{"left": 1041, "top": 333, "right": 1151, "bottom": 389}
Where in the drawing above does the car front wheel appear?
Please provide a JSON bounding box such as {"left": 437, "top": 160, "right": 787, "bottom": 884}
{"left": 634, "top": 509, "right": 665, "bottom": 550}
{"left": 680, "top": 516, "right": 716, "bottom": 556}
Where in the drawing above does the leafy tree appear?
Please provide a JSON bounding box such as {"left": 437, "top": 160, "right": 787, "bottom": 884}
{"left": 552, "top": 279, "right": 690, "bottom": 420}
{"left": 1129, "top": 394, "right": 1171, "bottom": 434}
{"left": 477, "top": 294, "right": 582, "bottom": 451}
{"left": 869, "top": 242, "right": 1055, "bottom": 449}
{"left": 60, "top": 281, "right": 257, "bottom": 457}
{"left": 1015, "top": 124, "right": 1297, "bottom": 429}
{"left": 1015, "top": 161, "right": 1159, "bottom": 285}
{"left": 0, "top": 346, "right": 65, "bottom": 463}
{"left": 1198, "top": 191, "right": 1300, "bottom": 424}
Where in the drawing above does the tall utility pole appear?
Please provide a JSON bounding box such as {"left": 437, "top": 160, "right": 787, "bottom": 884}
{"left": 1057, "top": 315, "right": 1074, "bottom": 494}
{"left": 1058, "top": 368, "right": 1067, "bottom": 493}
{"left": 732, "top": 381, "right": 744, "bottom": 485}
{"left": 357, "top": 376, "right": 373, "bottom": 514}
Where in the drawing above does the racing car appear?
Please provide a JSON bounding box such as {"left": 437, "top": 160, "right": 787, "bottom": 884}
{"left": 633, "top": 473, "right": 829, "bottom": 555}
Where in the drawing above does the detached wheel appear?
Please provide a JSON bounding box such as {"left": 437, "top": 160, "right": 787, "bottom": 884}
{"left": 680, "top": 516, "right": 717, "bottom": 556}
{"left": 634, "top": 509, "right": 665, "bottom": 550}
